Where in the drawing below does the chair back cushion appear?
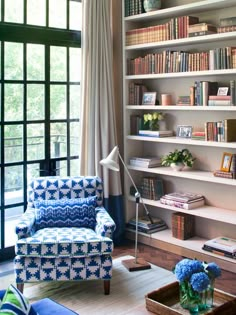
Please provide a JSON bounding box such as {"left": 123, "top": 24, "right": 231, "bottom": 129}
{"left": 27, "top": 176, "right": 103, "bottom": 208}
{"left": 34, "top": 196, "right": 97, "bottom": 230}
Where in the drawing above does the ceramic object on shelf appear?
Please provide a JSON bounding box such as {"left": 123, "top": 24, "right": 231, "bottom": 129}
{"left": 143, "top": 0, "right": 161, "bottom": 12}
{"left": 170, "top": 162, "right": 184, "bottom": 171}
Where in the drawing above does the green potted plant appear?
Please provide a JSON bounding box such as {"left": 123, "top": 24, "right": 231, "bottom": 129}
{"left": 143, "top": 112, "right": 165, "bottom": 131}
{"left": 161, "top": 148, "right": 196, "bottom": 171}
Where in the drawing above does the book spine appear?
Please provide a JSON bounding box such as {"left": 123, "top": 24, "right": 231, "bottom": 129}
{"left": 160, "top": 198, "right": 191, "bottom": 209}
{"left": 230, "top": 80, "right": 236, "bottom": 106}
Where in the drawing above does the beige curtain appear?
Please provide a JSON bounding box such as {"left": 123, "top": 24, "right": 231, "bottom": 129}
{"left": 79, "top": 0, "right": 124, "bottom": 243}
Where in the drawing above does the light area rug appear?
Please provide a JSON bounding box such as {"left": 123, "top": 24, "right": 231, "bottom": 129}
{"left": 0, "top": 256, "right": 176, "bottom": 315}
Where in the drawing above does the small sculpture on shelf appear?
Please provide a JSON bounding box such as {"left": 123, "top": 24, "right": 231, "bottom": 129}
{"left": 161, "top": 148, "right": 195, "bottom": 171}
{"left": 143, "top": 112, "right": 165, "bottom": 131}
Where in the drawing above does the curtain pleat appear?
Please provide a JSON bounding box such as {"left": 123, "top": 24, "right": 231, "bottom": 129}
{"left": 79, "top": 0, "right": 125, "bottom": 243}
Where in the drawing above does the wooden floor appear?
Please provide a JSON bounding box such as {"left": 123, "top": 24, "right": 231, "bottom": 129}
{"left": 113, "top": 239, "right": 236, "bottom": 296}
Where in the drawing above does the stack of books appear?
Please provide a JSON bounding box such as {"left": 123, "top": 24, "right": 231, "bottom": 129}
{"left": 172, "top": 212, "right": 195, "bottom": 240}
{"left": 129, "top": 156, "right": 161, "bottom": 168}
{"left": 202, "top": 236, "right": 236, "bottom": 259}
{"left": 127, "top": 216, "right": 168, "bottom": 234}
{"left": 138, "top": 130, "right": 173, "bottom": 137}
{"left": 191, "top": 131, "right": 205, "bottom": 140}
{"left": 160, "top": 192, "right": 205, "bottom": 210}
{"left": 188, "top": 23, "right": 217, "bottom": 37}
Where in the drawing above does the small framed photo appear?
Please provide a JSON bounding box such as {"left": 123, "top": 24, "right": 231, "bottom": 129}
{"left": 217, "top": 87, "right": 229, "bottom": 96}
{"left": 142, "top": 92, "right": 157, "bottom": 105}
{"left": 220, "top": 152, "right": 233, "bottom": 172}
{"left": 176, "top": 125, "right": 192, "bottom": 138}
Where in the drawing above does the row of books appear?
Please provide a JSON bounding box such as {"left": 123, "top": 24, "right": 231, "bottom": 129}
{"left": 193, "top": 80, "right": 235, "bottom": 107}
{"left": 128, "top": 82, "right": 148, "bottom": 105}
{"left": 202, "top": 236, "right": 236, "bottom": 259}
{"left": 160, "top": 192, "right": 205, "bottom": 210}
{"left": 127, "top": 215, "right": 168, "bottom": 234}
{"left": 130, "top": 176, "right": 164, "bottom": 201}
{"left": 172, "top": 212, "right": 195, "bottom": 240}
{"left": 205, "top": 119, "right": 236, "bottom": 142}
{"left": 126, "top": 46, "right": 236, "bottom": 75}
{"left": 126, "top": 16, "right": 199, "bottom": 46}
{"left": 124, "top": 0, "right": 144, "bottom": 17}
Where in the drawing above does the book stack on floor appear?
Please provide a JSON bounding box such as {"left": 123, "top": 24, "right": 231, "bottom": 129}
{"left": 127, "top": 215, "right": 168, "bottom": 234}
{"left": 202, "top": 236, "right": 236, "bottom": 259}
{"left": 129, "top": 156, "right": 161, "bottom": 168}
{"left": 160, "top": 192, "right": 205, "bottom": 210}
{"left": 172, "top": 212, "right": 195, "bottom": 240}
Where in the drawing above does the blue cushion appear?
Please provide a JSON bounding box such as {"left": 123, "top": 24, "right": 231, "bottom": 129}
{"left": 32, "top": 298, "right": 78, "bottom": 315}
{"left": 34, "top": 196, "right": 97, "bottom": 230}
{"left": 0, "top": 284, "right": 37, "bottom": 315}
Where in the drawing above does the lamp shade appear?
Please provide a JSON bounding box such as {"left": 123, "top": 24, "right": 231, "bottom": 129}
{"left": 100, "top": 146, "right": 120, "bottom": 171}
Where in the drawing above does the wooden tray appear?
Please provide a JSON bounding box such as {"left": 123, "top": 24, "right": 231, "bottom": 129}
{"left": 145, "top": 281, "right": 236, "bottom": 315}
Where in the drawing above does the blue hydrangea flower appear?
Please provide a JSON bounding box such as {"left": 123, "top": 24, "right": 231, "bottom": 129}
{"left": 190, "top": 272, "right": 210, "bottom": 292}
{"left": 174, "top": 259, "right": 193, "bottom": 282}
{"left": 206, "top": 262, "right": 221, "bottom": 278}
{"left": 189, "top": 260, "right": 204, "bottom": 273}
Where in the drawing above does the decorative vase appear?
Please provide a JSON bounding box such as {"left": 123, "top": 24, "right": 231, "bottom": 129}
{"left": 170, "top": 162, "right": 184, "bottom": 171}
{"left": 179, "top": 282, "right": 213, "bottom": 314}
{"left": 143, "top": 0, "right": 161, "bottom": 12}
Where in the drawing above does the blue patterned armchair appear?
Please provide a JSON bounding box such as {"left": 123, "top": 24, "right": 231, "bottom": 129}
{"left": 14, "top": 176, "right": 116, "bottom": 295}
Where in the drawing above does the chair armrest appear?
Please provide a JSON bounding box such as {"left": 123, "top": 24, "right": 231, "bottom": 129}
{"left": 15, "top": 208, "right": 36, "bottom": 239}
{"left": 95, "top": 207, "right": 116, "bottom": 239}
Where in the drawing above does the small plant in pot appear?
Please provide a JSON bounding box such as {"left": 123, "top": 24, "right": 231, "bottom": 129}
{"left": 161, "top": 148, "right": 196, "bottom": 171}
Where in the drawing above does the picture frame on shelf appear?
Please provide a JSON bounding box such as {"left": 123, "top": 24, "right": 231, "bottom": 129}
{"left": 220, "top": 152, "right": 233, "bottom": 172}
{"left": 176, "top": 125, "right": 192, "bottom": 138}
{"left": 217, "top": 87, "right": 229, "bottom": 96}
{"left": 142, "top": 92, "right": 157, "bottom": 105}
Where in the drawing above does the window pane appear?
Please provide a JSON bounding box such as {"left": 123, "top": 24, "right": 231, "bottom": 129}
{"left": 70, "top": 122, "right": 80, "bottom": 156}
{"left": 27, "top": 124, "right": 45, "bottom": 161}
{"left": 51, "top": 123, "right": 67, "bottom": 158}
{"left": 27, "top": 163, "right": 40, "bottom": 183}
{"left": 70, "top": 159, "right": 79, "bottom": 176}
{"left": 57, "top": 160, "right": 67, "bottom": 176}
{"left": 70, "top": 1, "right": 82, "bottom": 31}
{"left": 50, "top": 85, "right": 66, "bottom": 119}
{"left": 4, "top": 84, "right": 23, "bottom": 121}
{"left": 27, "top": 44, "right": 45, "bottom": 80}
{"left": 5, "top": 207, "right": 24, "bottom": 247}
{"left": 5, "top": 0, "right": 23, "bottom": 23}
{"left": 70, "top": 48, "right": 81, "bottom": 81}
{"left": 5, "top": 165, "right": 23, "bottom": 205}
{"left": 49, "top": 0, "right": 66, "bottom": 29}
{"left": 27, "top": 0, "right": 46, "bottom": 26}
{"left": 27, "top": 84, "right": 45, "bottom": 120}
{"left": 5, "top": 42, "right": 23, "bottom": 80}
{"left": 70, "top": 85, "right": 80, "bottom": 119}
{"left": 50, "top": 46, "right": 67, "bottom": 81}
{"left": 4, "top": 125, "right": 23, "bottom": 163}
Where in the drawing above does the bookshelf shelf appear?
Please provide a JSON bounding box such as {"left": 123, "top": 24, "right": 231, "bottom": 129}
{"left": 128, "top": 165, "right": 236, "bottom": 186}
{"left": 128, "top": 196, "right": 236, "bottom": 224}
{"left": 126, "top": 69, "right": 236, "bottom": 80}
{"left": 127, "top": 135, "right": 236, "bottom": 149}
{"left": 125, "top": 228, "right": 236, "bottom": 273}
{"left": 125, "top": 31, "right": 236, "bottom": 51}
{"left": 126, "top": 105, "right": 236, "bottom": 111}
{"left": 122, "top": 0, "right": 236, "bottom": 273}
{"left": 125, "top": 0, "right": 236, "bottom": 22}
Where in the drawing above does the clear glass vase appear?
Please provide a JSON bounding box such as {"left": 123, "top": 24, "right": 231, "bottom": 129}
{"left": 179, "top": 282, "right": 213, "bottom": 314}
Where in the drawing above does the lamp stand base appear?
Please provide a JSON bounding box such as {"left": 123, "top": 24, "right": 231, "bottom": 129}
{"left": 122, "top": 258, "right": 151, "bottom": 272}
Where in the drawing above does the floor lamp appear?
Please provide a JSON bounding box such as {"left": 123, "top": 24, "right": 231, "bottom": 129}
{"left": 100, "top": 146, "right": 152, "bottom": 271}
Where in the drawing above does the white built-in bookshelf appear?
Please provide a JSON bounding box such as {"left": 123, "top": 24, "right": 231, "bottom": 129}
{"left": 122, "top": 0, "right": 236, "bottom": 273}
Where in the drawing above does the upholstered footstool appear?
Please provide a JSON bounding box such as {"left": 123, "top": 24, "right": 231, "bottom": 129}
{"left": 0, "top": 287, "right": 79, "bottom": 315}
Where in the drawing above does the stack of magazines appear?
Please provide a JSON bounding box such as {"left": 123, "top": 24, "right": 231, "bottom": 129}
{"left": 160, "top": 192, "right": 205, "bottom": 210}
{"left": 127, "top": 215, "right": 168, "bottom": 234}
{"left": 202, "top": 236, "right": 236, "bottom": 259}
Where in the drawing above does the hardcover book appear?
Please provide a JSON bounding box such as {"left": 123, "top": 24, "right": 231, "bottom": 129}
{"left": 138, "top": 130, "right": 173, "bottom": 137}
{"left": 203, "top": 236, "right": 236, "bottom": 254}
{"left": 129, "top": 156, "right": 161, "bottom": 168}
{"left": 202, "top": 245, "right": 236, "bottom": 259}
{"left": 162, "top": 192, "right": 204, "bottom": 202}
{"left": 160, "top": 197, "right": 205, "bottom": 210}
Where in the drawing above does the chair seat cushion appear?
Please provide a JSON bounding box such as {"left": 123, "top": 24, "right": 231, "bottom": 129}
{"left": 34, "top": 196, "right": 97, "bottom": 230}
{"left": 15, "top": 227, "right": 113, "bottom": 257}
